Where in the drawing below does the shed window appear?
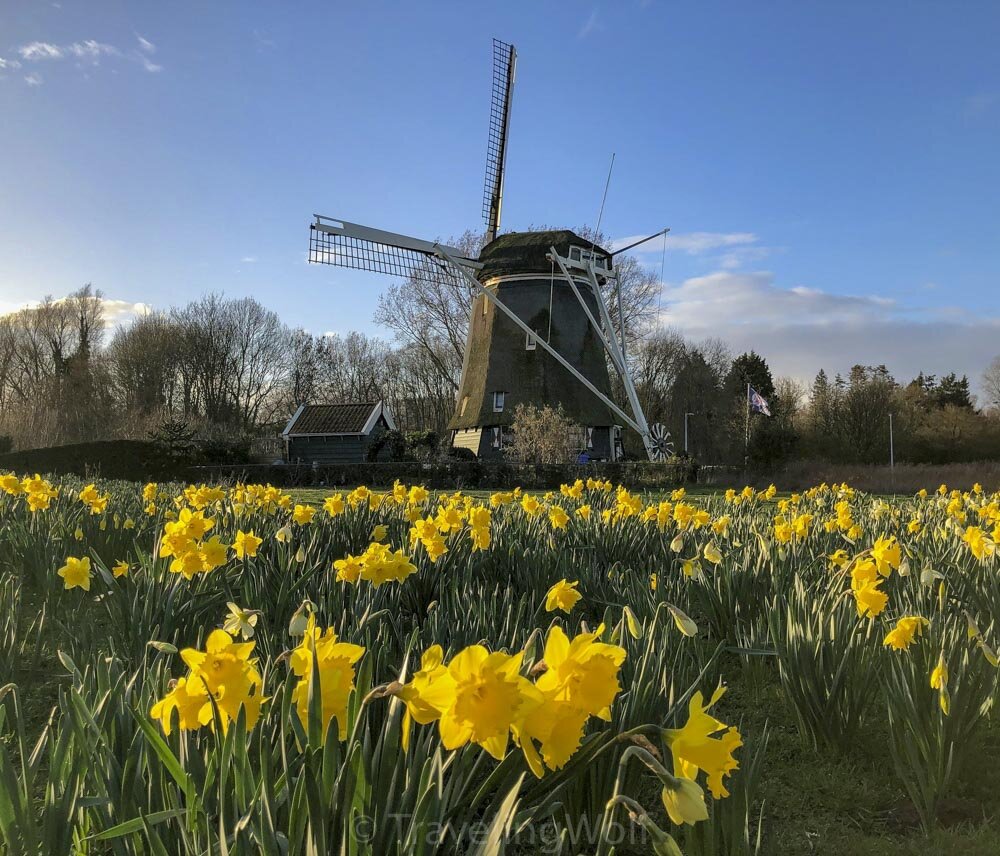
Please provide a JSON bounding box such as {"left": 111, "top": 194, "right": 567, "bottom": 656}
{"left": 492, "top": 391, "right": 505, "bottom": 413}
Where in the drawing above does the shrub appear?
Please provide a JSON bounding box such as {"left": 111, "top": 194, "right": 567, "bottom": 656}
{"left": 367, "top": 429, "right": 409, "bottom": 462}
{"left": 504, "top": 403, "right": 583, "bottom": 464}
{"left": 405, "top": 430, "right": 439, "bottom": 461}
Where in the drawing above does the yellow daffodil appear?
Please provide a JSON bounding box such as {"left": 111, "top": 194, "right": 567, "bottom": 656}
{"left": 882, "top": 616, "right": 929, "bottom": 651}
{"left": 703, "top": 542, "right": 723, "bottom": 565}
{"left": 664, "top": 686, "right": 742, "bottom": 798}
{"left": 872, "top": 536, "right": 901, "bottom": 577}
{"left": 548, "top": 505, "right": 569, "bottom": 530}
{"left": 234, "top": 530, "right": 263, "bottom": 559}
{"left": 292, "top": 504, "right": 316, "bottom": 525}
{"left": 290, "top": 615, "right": 365, "bottom": 740}
{"left": 58, "top": 556, "right": 92, "bottom": 591}
{"left": 545, "top": 579, "right": 582, "bottom": 613}
{"left": 410, "top": 644, "right": 537, "bottom": 760}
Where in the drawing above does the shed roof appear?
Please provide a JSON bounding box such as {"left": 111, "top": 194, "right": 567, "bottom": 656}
{"left": 477, "top": 230, "right": 611, "bottom": 281}
{"left": 282, "top": 402, "right": 394, "bottom": 436}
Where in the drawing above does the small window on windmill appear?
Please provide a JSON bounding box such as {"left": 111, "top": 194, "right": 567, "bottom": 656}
{"left": 569, "top": 245, "right": 609, "bottom": 271}
{"left": 460, "top": 395, "right": 470, "bottom": 416}
{"left": 525, "top": 330, "right": 537, "bottom": 351}
{"left": 492, "top": 391, "right": 505, "bottom": 413}
{"left": 492, "top": 426, "right": 503, "bottom": 449}
{"left": 586, "top": 427, "right": 594, "bottom": 449}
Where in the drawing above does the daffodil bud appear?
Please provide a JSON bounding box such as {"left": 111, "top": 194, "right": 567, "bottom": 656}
{"left": 623, "top": 606, "right": 643, "bottom": 639}
{"left": 288, "top": 601, "right": 312, "bottom": 636}
{"left": 660, "top": 776, "right": 709, "bottom": 826}
{"left": 667, "top": 604, "right": 698, "bottom": 637}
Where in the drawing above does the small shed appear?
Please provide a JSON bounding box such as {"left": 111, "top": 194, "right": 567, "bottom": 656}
{"left": 282, "top": 401, "right": 396, "bottom": 465}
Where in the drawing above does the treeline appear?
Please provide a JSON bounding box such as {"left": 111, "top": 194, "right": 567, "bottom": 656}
{"left": 628, "top": 331, "right": 1000, "bottom": 466}
{"left": 3, "top": 282, "right": 1000, "bottom": 468}
{"left": 0, "top": 286, "right": 457, "bottom": 453}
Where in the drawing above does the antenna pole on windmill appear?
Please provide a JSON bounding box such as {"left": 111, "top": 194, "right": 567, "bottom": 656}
{"left": 484, "top": 40, "right": 516, "bottom": 243}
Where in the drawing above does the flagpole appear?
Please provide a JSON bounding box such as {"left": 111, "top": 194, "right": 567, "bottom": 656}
{"left": 744, "top": 382, "right": 750, "bottom": 470}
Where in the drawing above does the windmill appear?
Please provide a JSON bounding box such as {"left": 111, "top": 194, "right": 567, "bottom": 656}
{"left": 308, "top": 39, "right": 674, "bottom": 462}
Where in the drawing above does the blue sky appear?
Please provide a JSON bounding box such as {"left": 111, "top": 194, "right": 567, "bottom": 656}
{"left": 2, "top": 1, "right": 998, "bottom": 389}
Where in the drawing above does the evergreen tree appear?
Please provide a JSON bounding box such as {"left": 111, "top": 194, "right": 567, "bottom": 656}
{"left": 934, "top": 373, "right": 973, "bottom": 409}
{"left": 725, "top": 351, "right": 775, "bottom": 400}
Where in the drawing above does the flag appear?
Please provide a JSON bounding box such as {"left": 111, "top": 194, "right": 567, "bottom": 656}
{"left": 749, "top": 386, "right": 771, "bottom": 417}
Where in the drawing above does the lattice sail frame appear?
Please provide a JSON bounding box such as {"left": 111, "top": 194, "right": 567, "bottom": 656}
{"left": 482, "top": 39, "right": 516, "bottom": 243}
{"left": 309, "top": 216, "right": 474, "bottom": 286}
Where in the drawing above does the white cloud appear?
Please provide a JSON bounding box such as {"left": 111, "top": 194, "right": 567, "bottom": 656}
{"left": 241, "top": 256, "right": 258, "bottom": 263}
{"left": 19, "top": 41, "right": 63, "bottom": 60}
{"left": 99, "top": 298, "right": 150, "bottom": 326}
{"left": 658, "top": 270, "right": 1000, "bottom": 392}
{"left": 578, "top": 8, "right": 600, "bottom": 39}
{"left": 67, "top": 40, "right": 119, "bottom": 61}
{"left": 1, "top": 296, "right": 150, "bottom": 328}
{"left": 0, "top": 57, "right": 23, "bottom": 71}
{"left": 24, "top": 72, "right": 43, "bottom": 86}
{"left": 14, "top": 37, "right": 163, "bottom": 80}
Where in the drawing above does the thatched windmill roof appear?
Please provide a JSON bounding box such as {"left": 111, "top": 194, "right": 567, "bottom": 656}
{"left": 477, "top": 229, "right": 611, "bottom": 280}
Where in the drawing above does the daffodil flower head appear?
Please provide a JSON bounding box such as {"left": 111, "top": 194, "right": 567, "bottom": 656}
{"left": 664, "top": 685, "right": 742, "bottom": 799}
{"left": 545, "top": 579, "right": 582, "bottom": 613}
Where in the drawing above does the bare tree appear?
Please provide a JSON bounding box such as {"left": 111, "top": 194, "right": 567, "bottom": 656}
{"left": 278, "top": 329, "right": 321, "bottom": 414}
{"left": 374, "top": 230, "right": 483, "bottom": 393}
{"left": 627, "top": 327, "right": 687, "bottom": 423}
{"left": 699, "top": 337, "right": 734, "bottom": 384}
{"left": 225, "top": 297, "right": 290, "bottom": 427}
{"left": 108, "top": 312, "right": 183, "bottom": 414}
{"left": 983, "top": 356, "right": 1000, "bottom": 411}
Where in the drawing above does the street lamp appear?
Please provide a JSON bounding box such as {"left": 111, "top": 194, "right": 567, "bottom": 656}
{"left": 684, "top": 412, "right": 695, "bottom": 455}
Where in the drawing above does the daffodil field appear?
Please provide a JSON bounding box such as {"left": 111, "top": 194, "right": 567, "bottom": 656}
{"left": 1, "top": 473, "right": 1000, "bottom": 855}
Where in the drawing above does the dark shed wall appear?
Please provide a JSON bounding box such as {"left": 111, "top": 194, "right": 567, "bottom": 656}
{"left": 287, "top": 436, "right": 367, "bottom": 465}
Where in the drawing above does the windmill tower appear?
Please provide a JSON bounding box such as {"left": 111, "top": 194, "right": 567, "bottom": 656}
{"left": 308, "top": 39, "right": 674, "bottom": 461}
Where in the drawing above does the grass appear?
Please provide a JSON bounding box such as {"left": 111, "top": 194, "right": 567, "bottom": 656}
{"left": 3, "top": 475, "right": 999, "bottom": 854}
{"left": 727, "top": 673, "right": 1000, "bottom": 854}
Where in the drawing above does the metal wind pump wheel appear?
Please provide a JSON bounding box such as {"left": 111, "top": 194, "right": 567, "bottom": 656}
{"left": 648, "top": 423, "right": 674, "bottom": 461}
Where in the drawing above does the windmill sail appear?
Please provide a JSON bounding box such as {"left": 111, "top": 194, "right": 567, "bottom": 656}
{"left": 308, "top": 215, "right": 478, "bottom": 285}
{"left": 483, "top": 39, "right": 516, "bottom": 244}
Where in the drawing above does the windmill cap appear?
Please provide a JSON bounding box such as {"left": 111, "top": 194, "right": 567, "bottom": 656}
{"left": 477, "top": 229, "right": 611, "bottom": 280}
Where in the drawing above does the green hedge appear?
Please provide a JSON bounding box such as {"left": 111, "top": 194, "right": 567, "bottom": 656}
{"left": 0, "top": 440, "right": 187, "bottom": 482}
{"left": 188, "top": 458, "right": 699, "bottom": 490}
